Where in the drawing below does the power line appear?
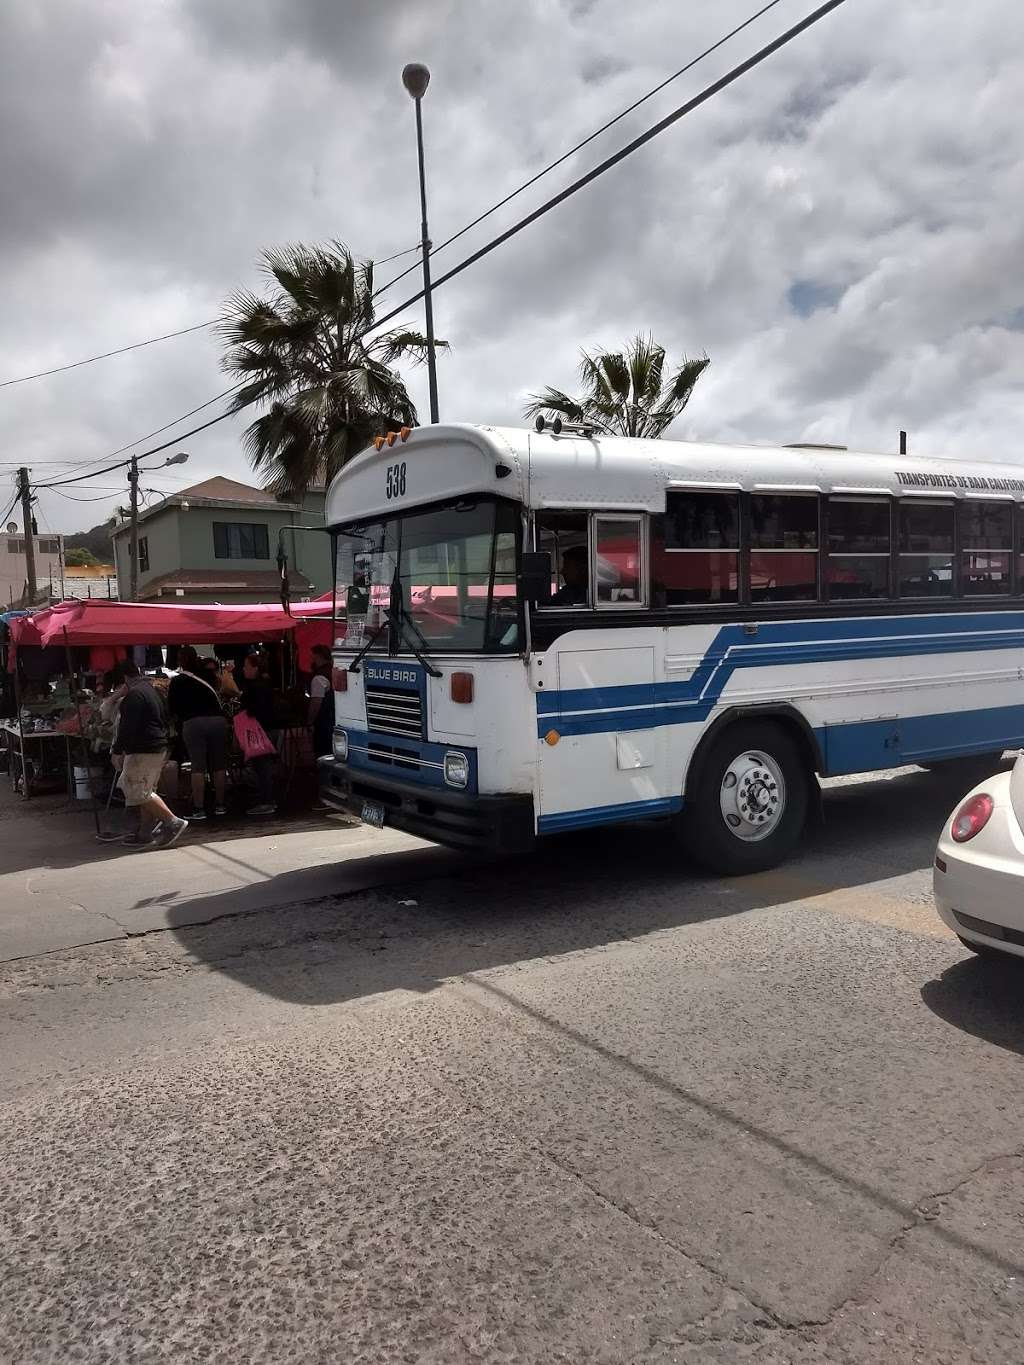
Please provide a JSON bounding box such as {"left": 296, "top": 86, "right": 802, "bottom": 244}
{"left": 378, "top": 0, "right": 788, "bottom": 296}
{"left": 0, "top": 320, "right": 217, "bottom": 389}
{"left": 14, "top": 0, "right": 844, "bottom": 492}
{"left": 0, "top": 2, "right": 790, "bottom": 395}
{"left": 372, "top": 0, "right": 850, "bottom": 335}
{"left": 32, "top": 406, "right": 241, "bottom": 492}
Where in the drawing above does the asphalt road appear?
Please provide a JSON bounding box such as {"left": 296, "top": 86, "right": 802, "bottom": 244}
{"left": 2, "top": 764, "right": 1023, "bottom": 1364}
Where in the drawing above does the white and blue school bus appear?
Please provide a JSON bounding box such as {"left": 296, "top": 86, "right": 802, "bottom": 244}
{"left": 319, "top": 423, "right": 1024, "bottom": 873}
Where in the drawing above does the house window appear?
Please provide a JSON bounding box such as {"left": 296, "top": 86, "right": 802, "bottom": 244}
{"left": 654, "top": 490, "right": 740, "bottom": 605}
{"left": 960, "top": 501, "right": 1012, "bottom": 596}
{"left": 898, "top": 501, "right": 953, "bottom": 597}
{"left": 827, "top": 498, "right": 890, "bottom": 599}
{"left": 749, "top": 494, "right": 819, "bottom": 602}
{"left": 138, "top": 536, "right": 150, "bottom": 574}
{"left": 7, "top": 538, "right": 24, "bottom": 554}
{"left": 213, "top": 522, "right": 270, "bottom": 560}
{"left": 36, "top": 538, "right": 60, "bottom": 556}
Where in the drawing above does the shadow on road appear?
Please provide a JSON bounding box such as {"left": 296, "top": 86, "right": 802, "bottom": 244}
{"left": 921, "top": 955, "right": 1024, "bottom": 1056}
{"left": 163, "top": 765, "right": 972, "bottom": 1006}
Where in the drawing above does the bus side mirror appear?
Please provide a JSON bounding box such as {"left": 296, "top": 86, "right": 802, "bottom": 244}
{"left": 520, "top": 551, "right": 552, "bottom": 605}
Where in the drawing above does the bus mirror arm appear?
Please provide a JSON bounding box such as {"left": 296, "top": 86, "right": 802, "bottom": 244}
{"left": 520, "top": 551, "right": 552, "bottom": 606}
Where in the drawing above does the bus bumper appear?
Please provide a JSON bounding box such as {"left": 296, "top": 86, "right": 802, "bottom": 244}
{"left": 318, "top": 760, "right": 536, "bottom": 855}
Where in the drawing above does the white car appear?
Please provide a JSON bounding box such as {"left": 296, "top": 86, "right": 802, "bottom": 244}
{"left": 934, "top": 753, "right": 1024, "bottom": 961}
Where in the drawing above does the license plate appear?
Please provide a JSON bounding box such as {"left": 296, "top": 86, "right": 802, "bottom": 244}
{"left": 361, "top": 801, "right": 386, "bottom": 829}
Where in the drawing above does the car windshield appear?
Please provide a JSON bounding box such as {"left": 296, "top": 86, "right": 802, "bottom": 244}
{"left": 334, "top": 496, "right": 520, "bottom": 655}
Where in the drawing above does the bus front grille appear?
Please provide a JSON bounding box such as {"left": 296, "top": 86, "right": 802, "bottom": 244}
{"left": 365, "top": 685, "right": 424, "bottom": 739}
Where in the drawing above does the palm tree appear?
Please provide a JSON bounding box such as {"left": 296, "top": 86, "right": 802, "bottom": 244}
{"left": 218, "top": 241, "right": 446, "bottom": 497}
{"left": 524, "top": 334, "right": 709, "bottom": 439}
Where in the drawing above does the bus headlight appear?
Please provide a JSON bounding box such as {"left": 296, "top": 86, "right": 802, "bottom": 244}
{"left": 332, "top": 728, "right": 349, "bottom": 762}
{"left": 443, "top": 750, "right": 469, "bottom": 789}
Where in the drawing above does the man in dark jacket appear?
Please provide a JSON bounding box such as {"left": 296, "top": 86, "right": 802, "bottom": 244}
{"left": 112, "top": 660, "right": 188, "bottom": 850}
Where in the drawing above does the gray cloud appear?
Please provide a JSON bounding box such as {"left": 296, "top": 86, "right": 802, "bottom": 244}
{"left": 0, "top": 0, "right": 1022, "bottom": 535}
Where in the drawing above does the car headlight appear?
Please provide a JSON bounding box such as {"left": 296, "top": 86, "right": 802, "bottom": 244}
{"left": 443, "top": 750, "right": 469, "bottom": 788}
{"left": 332, "top": 728, "right": 349, "bottom": 762}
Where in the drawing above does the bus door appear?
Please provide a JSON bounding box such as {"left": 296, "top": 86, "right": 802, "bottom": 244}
{"left": 535, "top": 642, "right": 667, "bottom": 832}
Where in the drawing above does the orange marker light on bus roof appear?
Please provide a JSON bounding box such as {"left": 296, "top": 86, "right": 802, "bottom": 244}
{"left": 386, "top": 430, "right": 399, "bottom": 447}
{"left": 399, "top": 426, "right": 412, "bottom": 442}
{"left": 373, "top": 435, "right": 386, "bottom": 451}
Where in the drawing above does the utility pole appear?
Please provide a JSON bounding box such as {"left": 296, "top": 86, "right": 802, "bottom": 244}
{"left": 17, "top": 467, "right": 36, "bottom": 606}
{"left": 128, "top": 454, "right": 139, "bottom": 602}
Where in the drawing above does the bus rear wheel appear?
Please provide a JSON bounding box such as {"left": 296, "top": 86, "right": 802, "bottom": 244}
{"left": 678, "top": 721, "right": 809, "bottom": 875}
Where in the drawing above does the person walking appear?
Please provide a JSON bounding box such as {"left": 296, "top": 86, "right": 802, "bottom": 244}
{"left": 308, "top": 643, "right": 334, "bottom": 760}
{"left": 111, "top": 660, "right": 188, "bottom": 850}
{"left": 239, "top": 650, "right": 279, "bottom": 816}
{"left": 168, "top": 645, "right": 229, "bottom": 821}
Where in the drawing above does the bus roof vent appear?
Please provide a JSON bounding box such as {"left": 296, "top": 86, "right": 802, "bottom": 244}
{"left": 784, "top": 442, "right": 848, "bottom": 451}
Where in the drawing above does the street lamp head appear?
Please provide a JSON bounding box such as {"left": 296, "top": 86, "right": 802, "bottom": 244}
{"left": 402, "top": 62, "right": 430, "bottom": 100}
{"left": 164, "top": 451, "right": 190, "bottom": 467}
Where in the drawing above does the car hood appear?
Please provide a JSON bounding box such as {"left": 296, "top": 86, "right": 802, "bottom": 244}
{"left": 1011, "top": 753, "right": 1024, "bottom": 833}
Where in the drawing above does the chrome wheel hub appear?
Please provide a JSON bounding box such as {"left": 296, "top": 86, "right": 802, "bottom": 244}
{"left": 720, "top": 750, "right": 786, "bottom": 843}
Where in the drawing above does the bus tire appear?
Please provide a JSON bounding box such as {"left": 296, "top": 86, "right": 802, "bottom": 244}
{"left": 678, "top": 721, "right": 809, "bottom": 875}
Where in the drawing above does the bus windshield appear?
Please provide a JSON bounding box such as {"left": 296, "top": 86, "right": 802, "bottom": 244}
{"left": 334, "top": 496, "right": 521, "bottom": 655}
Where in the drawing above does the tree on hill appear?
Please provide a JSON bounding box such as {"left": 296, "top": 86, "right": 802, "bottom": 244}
{"left": 524, "top": 335, "right": 709, "bottom": 438}
{"left": 218, "top": 241, "right": 445, "bottom": 498}
{"left": 63, "top": 547, "right": 101, "bottom": 567}
{"left": 63, "top": 520, "right": 115, "bottom": 564}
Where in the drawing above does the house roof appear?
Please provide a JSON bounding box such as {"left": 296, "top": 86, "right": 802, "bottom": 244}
{"left": 179, "top": 476, "right": 282, "bottom": 504}
{"left": 112, "top": 475, "right": 303, "bottom": 535}
{"left": 139, "top": 568, "right": 312, "bottom": 601}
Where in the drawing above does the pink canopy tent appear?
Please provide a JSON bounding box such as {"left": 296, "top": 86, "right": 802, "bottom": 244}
{"left": 7, "top": 596, "right": 337, "bottom": 666}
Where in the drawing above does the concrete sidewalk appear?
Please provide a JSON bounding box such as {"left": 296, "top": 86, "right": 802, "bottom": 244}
{"left": 0, "top": 788, "right": 459, "bottom": 961}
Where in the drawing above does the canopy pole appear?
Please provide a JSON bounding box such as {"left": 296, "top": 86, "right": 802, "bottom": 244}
{"left": 63, "top": 626, "right": 101, "bottom": 836}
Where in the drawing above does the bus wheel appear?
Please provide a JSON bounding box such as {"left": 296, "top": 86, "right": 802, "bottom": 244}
{"left": 679, "top": 721, "right": 809, "bottom": 875}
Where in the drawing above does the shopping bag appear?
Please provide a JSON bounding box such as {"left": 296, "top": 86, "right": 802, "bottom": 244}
{"left": 233, "top": 712, "right": 276, "bottom": 761}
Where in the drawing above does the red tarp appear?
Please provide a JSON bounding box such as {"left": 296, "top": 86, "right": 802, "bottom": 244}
{"left": 8, "top": 596, "right": 336, "bottom": 650}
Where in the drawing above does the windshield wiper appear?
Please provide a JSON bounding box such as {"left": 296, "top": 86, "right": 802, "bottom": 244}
{"left": 391, "top": 577, "right": 443, "bottom": 677}
{"left": 346, "top": 618, "right": 390, "bottom": 674}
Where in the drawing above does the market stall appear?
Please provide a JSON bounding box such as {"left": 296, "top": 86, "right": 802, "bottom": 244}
{"left": 4, "top": 596, "right": 337, "bottom": 803}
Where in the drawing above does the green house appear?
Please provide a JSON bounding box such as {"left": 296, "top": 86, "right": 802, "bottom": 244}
{"left": 110, "top": 477, "right": 330, "bottom": 604}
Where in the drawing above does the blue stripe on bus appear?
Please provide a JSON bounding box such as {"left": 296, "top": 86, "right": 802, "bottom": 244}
{"left": 536, "top": 613, "right": 1024, "bottom": 737}
{"left": 537, "top": 796, "right": 683, "bottom": 834}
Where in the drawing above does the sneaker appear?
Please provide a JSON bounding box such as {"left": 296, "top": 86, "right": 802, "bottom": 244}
{"left": 154, "top": 816, "right": 189, "bottom": 848}
{"left": 191, "top": 809, "right": 207, "bottom": 822}
{"left": 246, "top": 803, "right": 277, "bottom": 817}
{"left": 213, "top": 805, "right": 228, "bottom": 817}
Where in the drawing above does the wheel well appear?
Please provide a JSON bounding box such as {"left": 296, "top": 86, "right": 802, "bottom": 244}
{"left": 683, "top": 706, "right": 822, "bottom": 806}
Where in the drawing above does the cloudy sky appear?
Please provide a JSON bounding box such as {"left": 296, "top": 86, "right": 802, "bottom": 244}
{"left": 1, "top": 0, "right": 1022, "bottom": 536}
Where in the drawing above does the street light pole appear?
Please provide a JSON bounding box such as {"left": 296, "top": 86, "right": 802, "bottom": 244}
{"left": 127, "top": 450, "right": 188, "bottom": 602}
{"left": 402, "top": 62, "right": 439, "bottom": 425}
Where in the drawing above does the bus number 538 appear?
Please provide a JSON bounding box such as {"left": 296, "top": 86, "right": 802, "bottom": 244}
{"left": 386, "top": 462, "right": 407, "bottom": 500}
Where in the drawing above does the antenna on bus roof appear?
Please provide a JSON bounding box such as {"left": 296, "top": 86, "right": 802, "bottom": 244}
{"left": 534, "top": 415, "right": 609, "bottom": 438}
{"left": 899, "top": 430, "right": 908, "bottom": 455}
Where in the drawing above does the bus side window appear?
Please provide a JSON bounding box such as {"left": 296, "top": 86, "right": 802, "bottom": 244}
{"left": 594, "top": 516, "right": 644, "bottom": 607}
{"left": 828, "top": 498, "right": 890, "bottom": 599}
{"left": 961, "top": 501, "right": 1012, "bottom": 596}
{"left": 749, "top": 494, "right": 819, "bottom": 602}
{"left": 653, "top": 491, "right": 740, "bottom": 605}
{"left": 536, "top": 511, "right": 590, "bottom": 609}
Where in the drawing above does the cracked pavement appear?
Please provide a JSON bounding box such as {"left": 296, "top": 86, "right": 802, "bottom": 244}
{"left": 2, "top": 766, "right": 1024, "bottom": 1363}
